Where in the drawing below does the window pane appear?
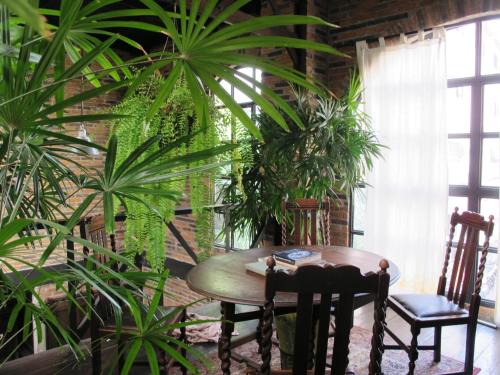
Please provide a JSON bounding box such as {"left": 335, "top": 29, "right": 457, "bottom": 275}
{"left": 480, "top": 198, "right": 499, "bottom": 249}
{"left": 233, "top": 86, "right": 251, "bottom": 104}
{"left": 214, "top": 181, "right": 228, "bottom": 246}
{"left": 481, "top": 138, "right": 500, "bottom": 187}
{"left": 448, "top": 196, "right": 468, "bottom": 215}
{"left": 481, "top": 19, "right": 500, "bottom": 75}
{"left": 214, "top": 212, "right": 226, "bottom": 246}
{"left": 483, "top": 84, "right": 500, "bottom": 132}
{"left": 352, "top": 234, "right": 364, "bottom": 250}
{"left": 478, "top": 252, "right": 497, "bottom": 302}
{"left": 255, "top": 69, "right": 262, "bottom": 94}
{"left": 352, "top": 188, "right": 366, "bottom": 231}
{"left": 447, "top": 138, "right": 470, "bottom": 185}
{"left": 447, "top": 87, "right": 471, "bottom": 134}
{"left": 446, "top": 23, "right": 476, "bottom": 79}
{"left": 234, "top": 67, "right": 253, "bottom": 104}
{"left": 233, "top": 230, "right": 250, "bottom": 250}
{"left": 217, "top": 109, "right": 232, "bottom": 142}
{"left": 243, "top": 106, "right": 252, "bottom": 118}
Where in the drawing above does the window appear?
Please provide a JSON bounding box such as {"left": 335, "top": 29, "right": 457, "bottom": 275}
{"left": 350, "top": 16, "right": 500, "bottom": 306}
{"left": 446, "top": 18, "right": 499, "bottom": 306}
{"left": 213, "top": 67, "right": 262, "bottom": 250}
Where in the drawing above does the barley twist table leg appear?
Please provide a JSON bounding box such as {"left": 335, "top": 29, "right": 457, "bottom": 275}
{"left": 218, "top": 302, "right": 235, "bottom": 375}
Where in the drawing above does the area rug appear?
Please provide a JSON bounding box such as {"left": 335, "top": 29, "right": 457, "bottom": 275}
{"left": 179, "top": 326, "right": 480, "bottom": 375}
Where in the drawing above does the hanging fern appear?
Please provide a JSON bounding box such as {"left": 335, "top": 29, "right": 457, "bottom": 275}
{"left": 111, "top": 74, "right": 220, "bottom": 270}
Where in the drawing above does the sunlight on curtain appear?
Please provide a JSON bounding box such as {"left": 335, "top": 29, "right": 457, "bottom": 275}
{"left": 496, "top": 139, "right": 500, "bottom": 326}
{"left": 357, "top": 31, "right": 448, "bottom": 293}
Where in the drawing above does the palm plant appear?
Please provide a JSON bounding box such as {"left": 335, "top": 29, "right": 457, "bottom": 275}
{"left": 112, "top": 270, "right": 215, "bottom": 375}
{"left": 0, "top": 0, "right": 347, "bottom": 372}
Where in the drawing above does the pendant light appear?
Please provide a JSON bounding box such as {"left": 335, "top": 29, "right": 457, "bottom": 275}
{"left": 77, "top": 76, "right": 99, "bottom": 156}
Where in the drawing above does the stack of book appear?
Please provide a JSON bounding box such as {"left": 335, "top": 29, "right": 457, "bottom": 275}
{"left": 245, "top": 248, "right": 327, "bottom": 276}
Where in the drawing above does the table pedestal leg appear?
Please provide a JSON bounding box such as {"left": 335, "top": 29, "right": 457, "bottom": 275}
{"left": 218, "top": 301, "right": 235, "bottom": 375}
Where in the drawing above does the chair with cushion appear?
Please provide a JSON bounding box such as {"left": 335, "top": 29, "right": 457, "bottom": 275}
{"left": 383, "top": 208, "right": 495, "bottom": 375}
{"left": 82, "top": 215, "right": 187, "bottom": 375}
{"left": 281, "top": 198, "right": 331, "bottom": 246}
{"left": 259, "top": 257, "right": 390, "bottom": 375}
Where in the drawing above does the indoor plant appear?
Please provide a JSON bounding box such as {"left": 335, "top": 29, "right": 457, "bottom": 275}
{"left": 0, "top": 0, "right": 345, "bottom": 373}
{"left": 220, "top": 74, "right": 384, "bottom": 243}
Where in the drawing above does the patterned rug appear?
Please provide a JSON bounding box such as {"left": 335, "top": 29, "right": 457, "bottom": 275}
{"left": 183, "top": 326, "right": 480, "bottom": 375}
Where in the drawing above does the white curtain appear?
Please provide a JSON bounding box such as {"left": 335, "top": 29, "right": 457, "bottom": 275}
{"left": 357, "top": 31, "right": 449, "bottom": 293}
{"left": 496, "top": 139, "right": 500, "bottom": 327}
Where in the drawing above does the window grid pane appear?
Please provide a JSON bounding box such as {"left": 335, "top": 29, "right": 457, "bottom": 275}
{"left": 215, "top": 67, "right": 260, "bottom": 250}
{"left": 446, "top": 23, "right": 476, "bottom": 79}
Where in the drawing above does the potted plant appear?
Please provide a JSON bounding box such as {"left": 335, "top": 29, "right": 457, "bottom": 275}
{"left": 220, "top": 74, "right": 385, "bottom": 367}
{"left": 0, "top": 0, "right": 345, "bottom": 373}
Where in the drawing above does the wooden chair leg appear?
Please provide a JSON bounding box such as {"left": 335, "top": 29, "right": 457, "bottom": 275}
{"left": 433, "top": 326, "right": 441, "bottom": 362}
{"left": 464, "top": 321, "right": 477, "bottom": 375}
{"left": 408, "top": 326, "right": 420, "bottom": 375}
{"left": 256, "top": 316, "right": 263, "bottom": 354}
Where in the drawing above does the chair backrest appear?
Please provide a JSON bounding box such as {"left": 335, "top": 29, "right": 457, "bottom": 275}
{"left": 260, "top": 258, "right": 390, "bottom": 375}
{"left": 80, "top": 215, "right": 120, "bottom": 322}
{"left": 437, "top": 208, "right": 494, "bottom": 308}
{"left": 281, "top": 198, "right": 331, "bottom": 246}
{"left": 83, "top": 214, "right": 117, "bottom": 266}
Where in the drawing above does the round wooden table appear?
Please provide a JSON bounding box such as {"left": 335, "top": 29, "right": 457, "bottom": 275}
{"left": 186, "top": 245, "right": 400, "bottom": 374}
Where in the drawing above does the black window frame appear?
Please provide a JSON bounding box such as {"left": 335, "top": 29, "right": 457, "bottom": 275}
{"left": 446, "top": 16, "right": 499, "bottom": 307}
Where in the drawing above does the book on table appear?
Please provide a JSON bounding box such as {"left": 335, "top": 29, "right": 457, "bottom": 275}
{"left": 273, "top": 248, "right": 322, "bottom": 265}
{"left": 246, "top": 249, "right": 326, "bottom": 276}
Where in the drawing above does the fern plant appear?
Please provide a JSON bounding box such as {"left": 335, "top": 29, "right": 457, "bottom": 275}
{"left": 111, "top": 75, "right": 220, "bottom": 269}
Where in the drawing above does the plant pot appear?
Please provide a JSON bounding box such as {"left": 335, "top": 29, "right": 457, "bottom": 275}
{"left": 275, "top": 313, "right": 296, "bottom": 369}
{"left": 275, "top": 312, "right": 320, "bottom": 369}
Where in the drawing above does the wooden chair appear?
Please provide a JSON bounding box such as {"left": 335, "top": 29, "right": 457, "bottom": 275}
{"left": 82, "top": 215, "right": 187, "bottom": 375}
{"left": 259, "top": 257, "right": 390, "bottom": 375}
{"left": 281, "top": 198, "right": 331, "bottom": 246}
{"left": 383, "top": 208, "right": 495, "bottom": 375}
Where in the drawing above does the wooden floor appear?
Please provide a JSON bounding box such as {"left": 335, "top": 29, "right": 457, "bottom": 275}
{"left": 354, "top": 303, "right": 500, "bottom": 375}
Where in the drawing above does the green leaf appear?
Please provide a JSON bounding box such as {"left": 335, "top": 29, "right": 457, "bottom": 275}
{"left": 0, "top": 219, "right": 32, "bottom": 246}
{"left": 143, "top": 341, "right": 160, "bottom": 375}
{"left": 1, "top": 0, "right": 49, "bottom": 38}
{"left": 191, "top": 62, "right": 261, "bottom": 140}
{"left": 33, "top": 113, "right": 127, "bottom": 127}
{"left": 120, "top": 339, "right": 142, "bottom": 375}
{"left": 145, "top": 270, "right": 169, "bottom": 326}
{"left": 39, "top": 194, "right": 95, "bottom": 265}
{"left": 104, "top": 134, "right": 118, "bottom": 185}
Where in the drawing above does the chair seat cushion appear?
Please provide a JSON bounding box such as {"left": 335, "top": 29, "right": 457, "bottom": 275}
{"left": 390, "top": 294, "right": 468, "bottom": 318}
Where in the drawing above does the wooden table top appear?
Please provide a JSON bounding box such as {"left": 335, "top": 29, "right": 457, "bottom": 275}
{"left": 186, "top": 246, "right": 400, "bottom": 307}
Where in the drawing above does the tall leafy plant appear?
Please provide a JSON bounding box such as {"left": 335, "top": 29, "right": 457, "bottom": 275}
{"left": 220, "top": 75, "right": 385, "bottom": 239}
{"left": 0, "top": 0, "right": 348, "bottom": 372}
